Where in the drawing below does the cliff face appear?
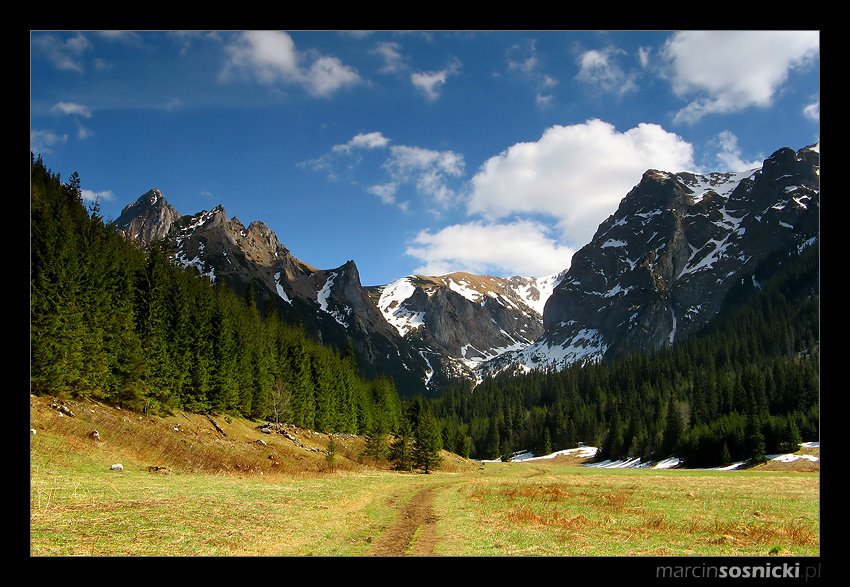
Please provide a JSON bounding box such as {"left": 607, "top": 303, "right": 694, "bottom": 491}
{"left": 114, "top": 188, "right": 182, "bottom": 244}
{"left": 534, "top": 144, "right": 819, "bottom": 368}
{"left": 369, "top": 272, "right": 551, "bottom": 381}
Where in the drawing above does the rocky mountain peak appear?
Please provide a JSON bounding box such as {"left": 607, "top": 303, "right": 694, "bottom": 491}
{"left": 114, "top": 188, "right": 181, "bottom": 244}
{"left": 498, "top": 144, "right": 819, "bottom": 375}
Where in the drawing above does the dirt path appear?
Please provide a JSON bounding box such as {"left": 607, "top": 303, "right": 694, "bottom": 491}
{"left": 369, "top": 487, "right": 441, "bottom": 556}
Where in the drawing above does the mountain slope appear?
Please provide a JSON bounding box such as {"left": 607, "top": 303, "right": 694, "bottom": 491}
{"left": 115, "top": 194, "right": 432, "bottom": 394}
{"left": 113, "top": 191, "right": 566, "bottom": 393}
{"left": 483, "top": 144, "right": 819, "bottom": 375}
{"left": 368, "top": 271, "right": 565, "bottom": 381}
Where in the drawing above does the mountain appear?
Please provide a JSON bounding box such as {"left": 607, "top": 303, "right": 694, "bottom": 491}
{"left": 112, "top": 143, "right": 819, "bottom": 395}
{"left": 113, "top": 190, "right": 566, "bottom": 394}
{"left": 367, "top": 271, "right": 566, "bottom": 383}
{"left": 114, "top": 188, "right": 181, "bottom": 243}
{"left": 483, "top": 144, "right": 819, "bottom": 376}
{"left": 115, "top": 193, "right": 433, "bottom": 395}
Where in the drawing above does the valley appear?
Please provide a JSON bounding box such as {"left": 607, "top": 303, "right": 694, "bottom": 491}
{"left": 30, "top": 30, "right": 821, "bottom": 563}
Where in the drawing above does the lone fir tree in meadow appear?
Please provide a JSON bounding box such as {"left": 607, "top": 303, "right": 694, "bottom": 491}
{"left": 412, "top": 411, "right": 443, "bottom": 474}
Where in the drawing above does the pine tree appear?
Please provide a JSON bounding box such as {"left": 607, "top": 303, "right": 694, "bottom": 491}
{"left": 325, "top": 436, "right": 338, "bottom": 469}
{"left": 389, "top": 418, "right": 414, "bottom": 471}
{"left": 662, "top": 398, "right": 684, "bottom": 456}
{"left": 745, "top": 387, "right": 767, "bottom": 465}
{"left": 362, "top": 418, "right": 390, "bottom": 464}
{"left": 412, "top": 411, "right": 443, "bottom": 473}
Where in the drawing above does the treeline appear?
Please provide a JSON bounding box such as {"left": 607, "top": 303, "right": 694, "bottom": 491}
{"left": 431, "top": 243, "right": 819, "bottom": 469}
{"left": 30, "top": 154, "right": 402, "bottom": 436}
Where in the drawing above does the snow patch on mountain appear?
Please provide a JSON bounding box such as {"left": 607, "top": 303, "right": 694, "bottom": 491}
{"left": 274, "top": 272, "right": 291, "bottom": 304}
{"left": 377, "top": 277, "right": 426, "bottom": 336}
{"left": 317, "top": 272, "right": 352, "bottom": 327}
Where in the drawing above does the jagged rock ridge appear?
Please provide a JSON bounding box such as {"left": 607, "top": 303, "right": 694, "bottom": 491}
{"left": 112, "top": 143, "right": 818, "bottom": 392}
{"left": 113, "top": 190, "right": 566, "bottom": 393}
{"left": 368, "top": 271, "right": 566, "bottom": 382}
{"left": 115, "top": 196, "right": 433, "bottom": 394}
{"left": 484, "top": 144, "right": 819, "bottom": 376}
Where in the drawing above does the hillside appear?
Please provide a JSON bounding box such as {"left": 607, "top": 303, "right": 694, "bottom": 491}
{"left": 29, "top": 393, "right": 472, "bottom": 477}
{"left": 29, "top": 393, "right": 816, "bottom": 481}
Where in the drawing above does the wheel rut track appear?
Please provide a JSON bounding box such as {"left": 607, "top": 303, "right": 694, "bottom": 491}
{"left": 369, "top": 486, "right": 441, "bottom": 556}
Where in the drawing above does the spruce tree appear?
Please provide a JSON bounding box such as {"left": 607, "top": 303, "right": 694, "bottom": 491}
{"left": 389, "top": 418, "right": 414, "bottom": 471}
{"left": 412, "top": 411, "right": 443, "bottom": 474}
{"left": 362, "top": 418, "right": 390, "bottom": 464}
{"left": 745, "top": 387, "right": 767, "bottom": 465}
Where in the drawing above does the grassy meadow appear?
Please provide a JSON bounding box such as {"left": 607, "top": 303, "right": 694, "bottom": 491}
{"left": 30, "top": 395, "right": 819, "bottom": 557}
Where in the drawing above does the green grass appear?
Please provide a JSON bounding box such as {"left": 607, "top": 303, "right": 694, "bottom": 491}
{"left": 30, "top": 396, "right": 819, "bottom": 557}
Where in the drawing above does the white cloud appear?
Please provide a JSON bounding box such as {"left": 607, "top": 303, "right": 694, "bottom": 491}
{"left": 404, "top": 119, "right": 698, "bottom": 277}
{"left": 712, "top": 131, "right": 764, "bottom": 172}
{"left": 803, "top": 99, "right": 820, "bottom": 121}
{"left": 663, "top": 31, "right": 819, "bottom": 124}
{"left": 465, "top": 119, "right": 695, "bottom": 248}
{"left": 32, "top": 32, "right": 92, "bottom": 73}
{"left": 411, "top": 58, "right": 461, "bottom": 100}
{"left": 715, "top": 130, "right": 764, "bottom": 171}
{"left": 31, "top": 129, "right": 67, "bottom": 154}
{"left": 406, "top": 220, "right": 575, "bottom": 278}
{"left": 332, "top": 131, "right": 391, "bottom": 153}
{"left": 372, "top": 41, "right": 409, "bottom": 74}
{"left": 506, "top": 40, "right": 558, "bottom": 107}
{"left": 50, "top": 102, "right": 92, "bottom": 118}
{"left": 368, "top": 182, "right": 400, "bottom": 203}
{"left": 220, "top": 31, "right": 360, "bottom": 96}
{"left": 576, "top": 46, "right": 638, "bottom": 95}
{"left": 81, "top": 189, "right": 115, "bottom": 204}
{"left": 302, "top": 132, "right": 464, "bottom": 210}
{"left": 382, "top": 144, "right": 465, "bottom": 207}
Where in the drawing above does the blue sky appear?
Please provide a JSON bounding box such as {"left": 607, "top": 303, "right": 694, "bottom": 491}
{"left": 30, "top": 30, "right": 820, "bottom": 286}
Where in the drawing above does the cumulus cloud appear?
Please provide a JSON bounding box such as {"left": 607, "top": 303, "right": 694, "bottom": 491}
{"left": 406, "top": 220, "right": 576, "bottom": 278}
{"left": 405, "top": 119, "right": 697, "bottom": 277}
{"left": 220, "top": 31, "right": 360, "bottom": 96}
{"left": 308, "top": 120, "right": 699, "bottom": 277}
{"left": 465, "top": 119, "right": 695, "bottom": 248}
{"left": 663, "top": 30, "right": 819, "bottom": 124}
